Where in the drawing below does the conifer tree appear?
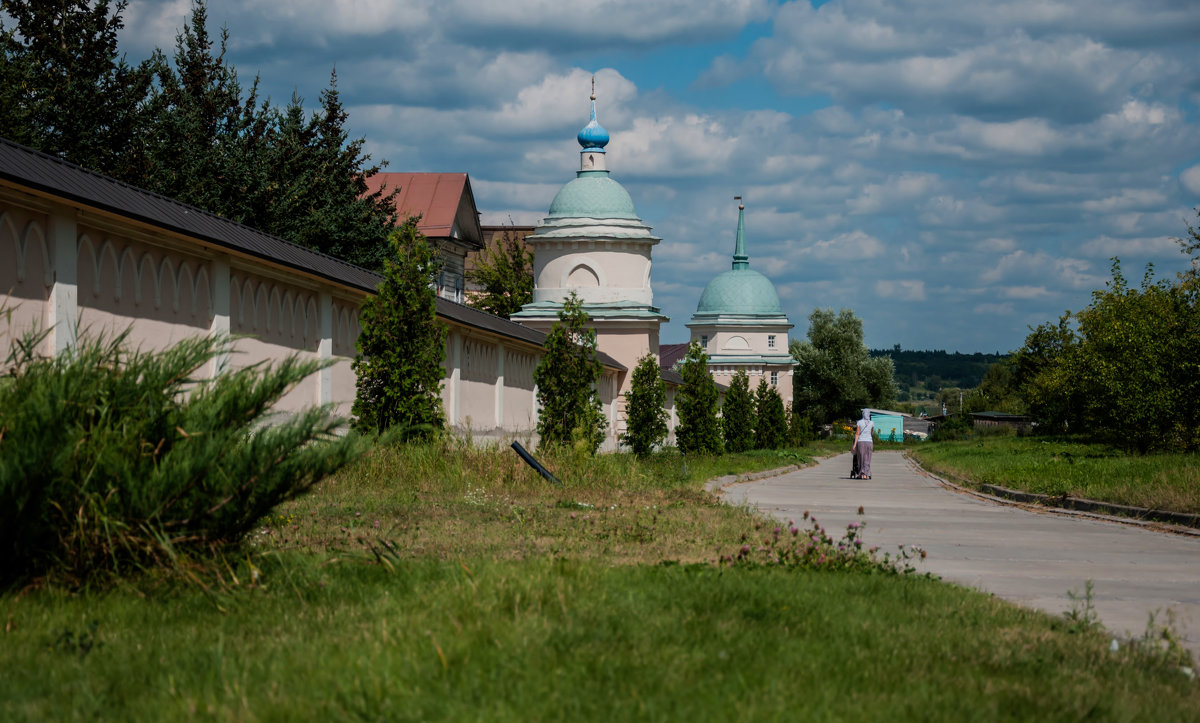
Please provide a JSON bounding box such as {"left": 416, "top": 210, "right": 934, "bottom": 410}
{"left": 141, "top": 0, "right": 273, "bottom": 224}
{"left": 352, "top": 220, "right": 446, "bottom": 436}
{"left": 754, "top": 378, "right": 787, "bottom": 449}
{"left": 466, "top": 227, "right": 534, "bottom": 318}
{"left": 534, "top": 293, "right": 606, "bottom": 453}
{"left": 0, "top": 0, "right": 154, "bottom": 177}
{"left": 786, "top": 403, "right": 813, "bottom": 447}
{"left": 676, "top": 341, "right": 722, "bottom": 455}
{"left": 621, "top": 353, "right": 667, "bottom": 458}
{"left": 720, "top": 369, "right": 755, "bottom": 453}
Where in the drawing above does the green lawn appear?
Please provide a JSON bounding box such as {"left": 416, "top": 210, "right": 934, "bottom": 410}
{"left": 3, "top": 440, "right": 1198, "bottom": 721}
{"left": 910, "top": 436, "right": 1200, "bottom": 514}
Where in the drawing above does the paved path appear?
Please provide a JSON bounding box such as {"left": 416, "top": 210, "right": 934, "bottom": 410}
{"left": 722, "top": 450, "right": 1200, "bottom": 658}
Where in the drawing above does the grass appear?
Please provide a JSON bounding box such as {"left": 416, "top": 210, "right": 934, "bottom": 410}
{"left": 910, "top": 435, "right": 1200, "bottom": 514}
{"left": 3, "top": 439, "right": 1198, "bottom": 720}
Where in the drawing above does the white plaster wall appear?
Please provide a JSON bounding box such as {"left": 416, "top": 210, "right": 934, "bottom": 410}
{"left": 532, "top": 246, "right": 653, "bottom": 305}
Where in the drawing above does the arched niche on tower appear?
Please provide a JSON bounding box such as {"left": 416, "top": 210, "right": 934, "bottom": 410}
{"left": 560, "top": 257, "right": 606, "bottom": 289}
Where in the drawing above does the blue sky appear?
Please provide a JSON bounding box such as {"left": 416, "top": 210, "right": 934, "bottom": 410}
{"left": 119, "top": 0, "right": 1200, "bottom": 353}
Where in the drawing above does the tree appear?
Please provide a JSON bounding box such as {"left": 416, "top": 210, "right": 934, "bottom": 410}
{"left": 676, "top": 341, "right": 722, "bottom": 455}
{"left": 534, "top": 293, "right": 607, "bottom": 453}
{"left": 352, "top": 220, "right": 446, "bottom": 436}
{"left": 786, "top": 403, "right": 814, "bottom": 447}
{"left": 790, "top": 308, "right": 897, "bottom": 424}
{"left": 0, "top": 0, "right": 155, "bottom": 177}
{"left": 141, "top": 0, "right": 274, "bottom": 224}
{"left": 466, "top": 227, "right": 534, "bottom": 318}
{"left": 720, "top": 370, "right": 755, "bottom": 453}
{"left": 754, "top": 378, "right": 787, "bottom": 449}
{"left": 621, "top": 354, "right": 667, "bottom": 458}
{"left": 258, "top": 70, "right": 398, "bottom": 271}
{"left": 1013, "top": 255, "right": 1200, "bottom": 452}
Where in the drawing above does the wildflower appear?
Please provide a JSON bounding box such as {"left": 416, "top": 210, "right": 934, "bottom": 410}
{"left": 857, "top": 506, "right": 864, "bottom": 515}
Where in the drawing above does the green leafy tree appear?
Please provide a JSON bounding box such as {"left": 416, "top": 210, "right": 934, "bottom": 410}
{"left": 0, "top": 0, "right": 155, "bottom": 177}
{"left": 466, "top": 227, "right": 534, "bottom": 318}
{"left": 790, "top": 308, "right": 897, "bottom": 424}
{"left": 352, "top": 220, "right": 446, "bottom": 436}
{"left": 534, "top": 293, "right": 607, "bottom": 453}
{"left": 754, "top": 378, "right": 787, "bottom": 449}
{"left": 676, "top": 341, "right": 722, "bottom": 455}
{"left": 621, "top": 353, "right": 667, "bottom": 458}
{"left": 1010, "top": 313, "right": 1081, "bottom": 431}
{"left": 720, "top": 370, "right": 755, "bottom": 453}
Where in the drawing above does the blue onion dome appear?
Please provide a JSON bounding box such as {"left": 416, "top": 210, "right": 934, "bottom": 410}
{"left": 577, "top": 99, "right": 609, "bottom": 151}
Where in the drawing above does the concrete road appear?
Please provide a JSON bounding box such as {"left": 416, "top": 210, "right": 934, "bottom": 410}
{"left": 721, "top": 450, "right": 1200, "bottom": 658}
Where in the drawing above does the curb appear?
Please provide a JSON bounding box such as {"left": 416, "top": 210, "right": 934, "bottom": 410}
{"left": 905, "top": 453, "right": 1200, "bottom": 537}
{"left": 704, "top": 464, "right": 802, "bottom": 494}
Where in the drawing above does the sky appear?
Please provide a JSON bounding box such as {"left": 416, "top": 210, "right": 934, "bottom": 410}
{"left": 117, "top": 0, "right": 1200, "bottom": 353}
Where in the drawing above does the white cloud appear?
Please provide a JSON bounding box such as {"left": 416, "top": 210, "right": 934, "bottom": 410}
{"left": 876, "top": 279, "right": 927, "bottom": 301}
{"left": 1079, "top": 235, "right": 1179, "bottom": 258}
{"left": 794, "top": 230, "right": 885, "bottom": 261}
{"left": 974, "top": 302, "right": 1015, "bottom": 316}
{"left": 1181, "top": 165, "right": 1200, "bottom": 196}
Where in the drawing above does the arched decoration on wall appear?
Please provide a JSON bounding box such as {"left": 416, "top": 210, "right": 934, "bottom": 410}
{"left": 641, "top": 261, "right": 651, "bottom": 290}
{"left": 136, "top": 252, "right": 156, "bottom": 307}
{"left": 1, "top": 214, "right": 51, "bottom": 288}
{"left": 565, "top": 263, "right": 600, "bottom": 288}
{"left": 96, "top": 239, "right": 120, "bottom": 300}
{"left": 305, "top": 297, "right": 319, "bottom": 347}
{"left": 156, "top": 257, "right": 176, "bottom": 309}
{"left": 559, "top": 256, "right": 606, "bottom": 289}
{"left": 176, "top": 261, "right": 195, "bottom": 314}
{"left": 76, "top": 234, "right": 97, "bottom": 297}
{"left": 253, "top": 284, "right": 269, "bottom": 332}
{"left": 192, "top": 265, "right": 211, "bottom": 320}
{"left": 724, "top": 335, "right": 750, "bottom": 350}
{"left": 279, "top": 289, "right": 295, "bottom": 339}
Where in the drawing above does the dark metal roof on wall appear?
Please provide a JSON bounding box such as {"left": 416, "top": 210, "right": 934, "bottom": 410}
{"left": 0, "top": 137, "right": 627, "bottom": 371}
{"left": 0, "top": 137, "right": 382, "bottom": 293}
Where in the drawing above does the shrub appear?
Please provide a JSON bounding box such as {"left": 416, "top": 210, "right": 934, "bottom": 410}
{"left": 621, "top": 354, "right": 667, "bottom": 458}
{"left": 753, "top": 378, "right": 787, "bottom": 449}
{"left": 676, "top": 341, "right": 722, "bottom": 455}
{"left": 534, "top": 293, "right": 606, "bottom": 453}
{"left": 721, "top": 370, "right": 755, "bottom": 453}
{"left": 353, "top": 219, "right": 446, "bottom": 436}
{"left": 0, "top": 330, "right": 366, "bottom": 587}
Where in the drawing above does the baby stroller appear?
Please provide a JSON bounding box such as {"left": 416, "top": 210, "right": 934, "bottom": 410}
{"left": 850, "top": 450, "right": 861, "bottom": 479}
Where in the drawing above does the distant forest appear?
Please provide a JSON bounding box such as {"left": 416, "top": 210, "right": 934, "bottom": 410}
{"left": 869, "top": 347, "right": 1008, "bottom": 401}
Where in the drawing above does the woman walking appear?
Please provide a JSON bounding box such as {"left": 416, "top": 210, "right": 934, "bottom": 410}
{"left": 852, "top": 409, "right": 874, "bottom": 479}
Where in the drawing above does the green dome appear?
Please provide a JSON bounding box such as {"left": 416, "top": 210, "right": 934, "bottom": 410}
{"left": 695, "top": 268, "right": 782, "bottom": 316}
{"left": 547, "top": 171, "right": 637, "bottom": 219}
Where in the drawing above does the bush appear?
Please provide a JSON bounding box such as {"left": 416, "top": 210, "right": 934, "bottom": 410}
{"left": 930, "top": 416, "right": 971, "bottom": 442}
{"left": 621, "top": 354, "right": 667, "bottom": 458}
{"left": 0, "top": 330, "right": 366, "bottom": 587}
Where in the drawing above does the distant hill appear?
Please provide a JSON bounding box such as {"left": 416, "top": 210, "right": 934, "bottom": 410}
{"left": 869, "top": 347, "right": 1008, "bottom": 401}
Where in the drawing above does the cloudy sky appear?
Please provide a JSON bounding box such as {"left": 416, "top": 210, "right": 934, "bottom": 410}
{"left": 119, "top": 0, "right": 1200, "bottom": 353}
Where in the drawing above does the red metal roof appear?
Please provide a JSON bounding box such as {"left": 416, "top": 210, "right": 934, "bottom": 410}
{"left": 365, "top": 172, "right": 481, "bottom": 242}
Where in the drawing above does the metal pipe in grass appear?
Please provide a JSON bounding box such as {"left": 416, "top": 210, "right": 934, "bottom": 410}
{"left": 510, "top": 441, "right": 561, "bottom": 485}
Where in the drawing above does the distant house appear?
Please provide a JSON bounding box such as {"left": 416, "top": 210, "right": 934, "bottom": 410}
{"left": 970, "top": 411, "right": 1031, "bottom": 433}
{"left": 364, "top": 172, "right": 484, "bottom": 303}
{"left": 863, "top": 408, "right": 931, "bottom": 441}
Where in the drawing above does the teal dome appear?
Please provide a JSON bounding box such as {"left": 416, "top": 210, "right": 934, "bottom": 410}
{"left": 695, "top": 268, "right": 782, "bottom": 316}
{"left": 547, "top": 171, "right": 638, "bottom": 219}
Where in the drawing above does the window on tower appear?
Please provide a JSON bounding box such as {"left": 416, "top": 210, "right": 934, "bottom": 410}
{"left": 700, "top": 335, "right": 708, "bottom": 348}
{"left": 768, "top": 335, "right": 776, "bottom": 348}
{"left": 771, "top": 371, "right": 779, "bottom": 386}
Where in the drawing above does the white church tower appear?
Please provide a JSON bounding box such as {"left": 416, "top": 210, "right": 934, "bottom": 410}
{"left": 511, "top": 83, "right": 668, "bottom": 398}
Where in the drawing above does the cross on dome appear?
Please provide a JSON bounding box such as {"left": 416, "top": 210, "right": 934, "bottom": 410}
{"left": 577, "top": 76, "right": 610, "bottom": 153}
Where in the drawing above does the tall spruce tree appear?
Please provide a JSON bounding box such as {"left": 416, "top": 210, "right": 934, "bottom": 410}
{"left": 352, "top": 220, "right": 446, "bottom": 436}
{"left": 621, "top": 353, "right": 667, "bottom": 458}
{"left": 466, "top": 227, "right": 534, "bottom": 318}
{"left": 259, "top": 70, "right": 397, "bottom": 271}
{"left": 676, "top": 341, "right": 722, "bottom": 455}
{"left": 0, "top": 0, "right": 154, "bottom": 177}
{"left": 534, "top": 293, "right": 607, "bottom": 453}
{"left": 720, "top": 369, "right": 755, "bottom": 453}
{"left": 142, "top": 0, "right": 273, "bottom": 224}
{"left": 754, "top": 378, "right": 787, "bottom": 449}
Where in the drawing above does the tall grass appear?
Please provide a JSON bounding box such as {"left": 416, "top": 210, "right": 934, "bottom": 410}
{"left": 911, "top": 436, "right": 1200, "bottom": 513}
